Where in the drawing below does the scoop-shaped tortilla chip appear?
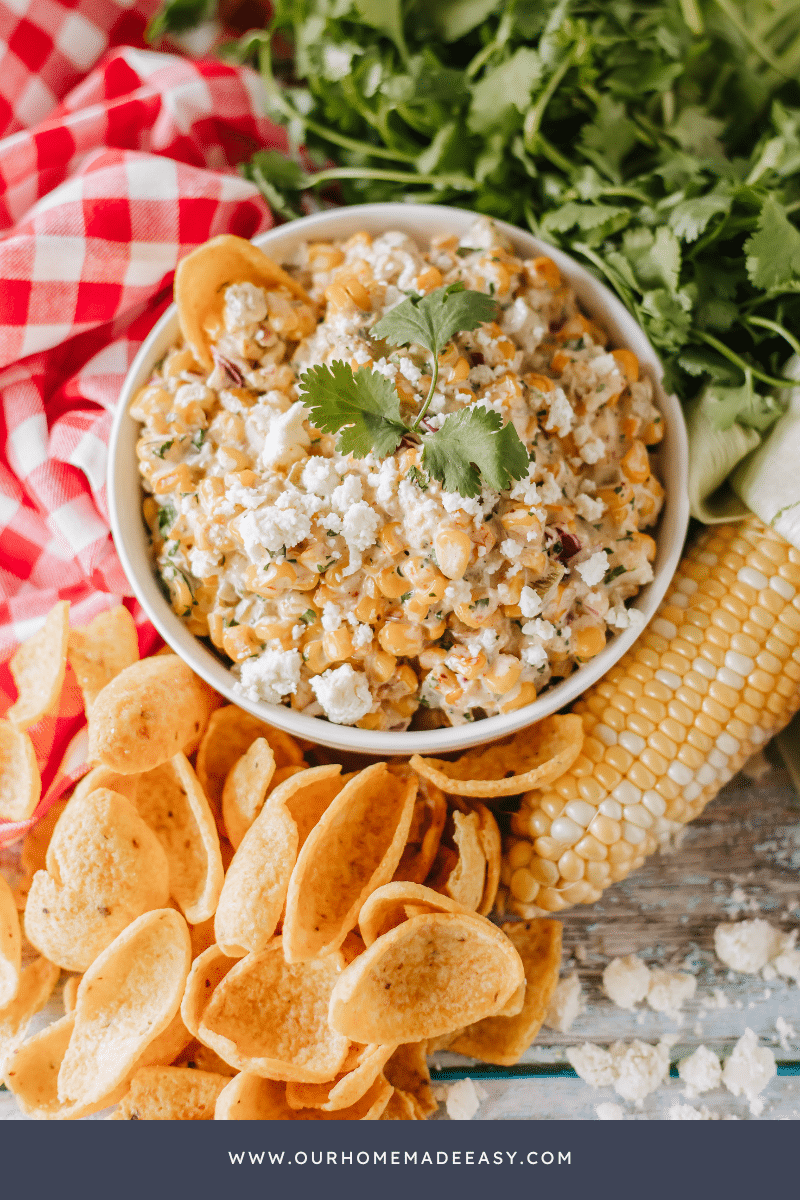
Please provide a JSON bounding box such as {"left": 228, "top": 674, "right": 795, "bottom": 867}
{"left": 384, "top": 1041, "right": 437, "bottom": 1119}
{"left": 112, "top": 1066, "right": 229, "bottom": 1120}
{"left": 196, "top": 706, "right": 303, "bottom": 820}
{"left": 283, "top": 763, "right": 417, "bottom": 963}
{"left": 7, "top": 601, "right": 69, "bottom": 730}
{"left": 135, "top": 753, "right": 224, "bottom": 924}
{"left": 475, "top": 803, "right": 501, "bottom": 917}
{"left": 25, "top": 788, "right": 170, "bottom": 972}
{"left": 285, "top": 1041, "right": 397, "bottom": 1112}
{"left": 380, "top": 1088, "right": 421, "bottom": 1119}
{"left": 409, "top": 714, "right": 584, "bottom": 797}
{"left": 0, "top": 873, "right": 21, "bottom": 1008}
{"left": 215, "top": 1072, "right": 391, "bottom": 1121}
{"left": 197, "top": 939, "right": 349, "bottom": 1083}
{"left": 390, "top": 768, "right": 446, "bottom": 885}
{"left": 88, "top": 656, "right": 217, "bottom": 774}
{"left": 328, "top": 912, "right": 525, "bottom": 1044}
{"left": 0, "top": 719, "right": 41, "bottom": 822}
{"left": 181, "top": 945, "right": 237, "bottom": 1038}
{"left": 448, "top": 919, "right": 562, "bottom": 1065}
{"left": 0, "top": 955, "right": 60, "bottom": 1079}
{"left": 68, "top": 606, "right": 139, "bottom": 711}
{"left": 358, "top": 882, "right": 475, "bottom": 947}
{"left": 57, "top": 908, "right": 191, "bottom": 1107}
{"left": 221, "top": 737, "right": 275, "bottom": 849}
{"left": 442, "top": 810, "right": 486, "bottom": 910}
{"left": 215, "top": 764, "right": 344, "bottom": 957}
{"left": 4, "top": 1014, "right": 128, "bottom": 1120}
{"left": 175, "top": 235, "right": 313, "bottom": 371}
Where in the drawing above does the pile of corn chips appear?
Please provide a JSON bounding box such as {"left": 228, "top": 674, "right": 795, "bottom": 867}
{"left": 0, "top": 603, "right": 569, "bottom": 1120}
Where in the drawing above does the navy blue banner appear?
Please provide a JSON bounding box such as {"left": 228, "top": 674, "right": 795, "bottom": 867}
{"left": 0, "top": 1119, "right": 795, "bottom": 1200}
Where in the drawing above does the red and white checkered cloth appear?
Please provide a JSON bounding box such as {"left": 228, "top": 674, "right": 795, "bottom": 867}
{"left": 0, "top": 1, "right": 283, "bottom": 844}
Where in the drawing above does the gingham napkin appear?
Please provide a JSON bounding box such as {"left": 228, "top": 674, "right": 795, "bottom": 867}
{"left": 0, "top": 1, "right": 283, "bottom": 843}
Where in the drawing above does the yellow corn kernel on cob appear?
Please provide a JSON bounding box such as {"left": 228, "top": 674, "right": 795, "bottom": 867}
{"left": 502, "top": 515, "right": 800, "bottom": 915}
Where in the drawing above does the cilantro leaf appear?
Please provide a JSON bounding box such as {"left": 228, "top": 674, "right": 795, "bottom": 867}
{"left": 299, "top": 361, "right": 408, "bottom": 459}
{"left": 372, "top": 284, "right": 496, "bottom": 358}
{"left": 668, "top": 192, "right": 731, "bottom": 242}
{"left": 422, "top": 407, "right": 528, "bottom": 498}
{"left": 745, "top": 195, "right": 800, "bottom": 292}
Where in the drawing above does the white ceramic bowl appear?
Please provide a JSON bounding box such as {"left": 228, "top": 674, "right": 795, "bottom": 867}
{"left": 109, "top": 203, "right": 689, "bottom": 755}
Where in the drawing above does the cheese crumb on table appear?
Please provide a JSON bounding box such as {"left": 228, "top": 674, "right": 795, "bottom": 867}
{"left": 646, "top": 969, "right": 697, "bottom": 1020}
{"left": 678, "top": 1045, "right": 722, "bottom": 1097}
{"left": 602, "top": 955, "right": 651, "bottom": 1009}
{"left": 543, "top": 972, "right": 583, "bottom": 1033}
{"left": 567, "top": 1039, "right": 671, "bottom": 1103}
{"left": 713, "top": 918, "right": 794, "bottom": 975}
{"left": 439, "top": 1078, "right": 487, "bottom": 1120}
{"left": 595, "top": 1102, "right": 625, "bottom": 1120}
{"left": 721, "top": 1028, "right": 776, "bottom": 1117}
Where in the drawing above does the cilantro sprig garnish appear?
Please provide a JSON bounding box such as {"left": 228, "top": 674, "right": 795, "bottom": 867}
{"left": 298, "top": 284, "right": 528, "bottom": 498}
{"left": 371, "top": 283, "right": 497, "bottom": 431}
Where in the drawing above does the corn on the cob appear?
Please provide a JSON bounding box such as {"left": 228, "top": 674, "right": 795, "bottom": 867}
{"left": 502, "top": 515, "right": 800, "bottom": 915}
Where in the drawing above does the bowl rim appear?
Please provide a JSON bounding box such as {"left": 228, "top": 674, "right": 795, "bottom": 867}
{"left": 108, "top": 202, "right": 690, "bottom": 756}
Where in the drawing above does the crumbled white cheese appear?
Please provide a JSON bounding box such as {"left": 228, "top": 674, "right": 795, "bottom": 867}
{"left": 714, "top": 919, "right": 787, "bottom": 974}
{"left": 595, "top": 1102, "right": 625, "bottom": 1121}
{"left": 443, "top": 1078, "right": 487, "bottom": 1120}
{"left": 544, "top": 973, "right": 583, "bottom": 1033}
{"left": 351, "top": 623, "right": 373, "bottom": 650}
{"left": 567, "top": 1043, "right": 617, "bottom": 1089}
{"left": 575, "top": 492, "right": 605, "bottom": 521}
{"left": 310, "top": 664, "right": 372, "bottom": 725}
{"left": 646, "top": 969, "right": 697, "bottom": 1020}
{"left": 260, "top": 401, "right": 310, "bottom": 470}
{"left": 188, "top": 547, "right": 220, "bottom": 579}
{"left": 667, "top": 1103, "right": 716, "bottom": 1120}
{"left": 602, "top": 956, "right": 651, "bottom": 1009}
{"left": 321, "top": 602, "right": 342, "bottom": 632}
{"left": 606, "top": 604, "right": 642, "bottom": 631}
{"left": 774, "top": 945, "right": 800, "bottom": 982}
{"left": 341, "top": 500, "right": 381, "bottom": 553}
{"left": 545, "top": 387, "right": 574, "bottom": 437}
{"left": 522, "top": 617, "right": 555, "bottom": 641}
{"left": 519, "top": 586, "right": 543, "bottom": 618}
{"left": 721, "top": 1028, "right": 775, "bottom": 1116}
{"left": 775, "top": 1015, "right": 796, "bottom": 1054}
{"left": 576, "top": 550, "right": 609, "bottom": 587}
{"left": 301, "top": 456, "right": 339, "bottom": 498}
{"left": 611, "top": 1040, "right": 671, "bottom": 1103}
{"left": 235, "top": 647, "right": 302, "bottom": 705}
{"left": 678, "top": 1045, "right": 722, "bottom": 1097}
{"left": 521, "top": 642, "right": 548, "bottom": 668}
{"left": 444, "top": 580, "right": 472, "bottom": 608}
{"left": 238, "top": 501, "right": 312, "bottom": 559}
{"left": 331, "top": 473, "right": 363, "bottom": 514}
{"left": 568, "top": 1039, "right": 671, "bottom": 1103}
{"left": 224, "top": 282, "right": 267, "bottom": 330}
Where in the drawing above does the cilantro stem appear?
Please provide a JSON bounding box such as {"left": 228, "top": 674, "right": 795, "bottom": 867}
{"left": 710, "top": 0, "right": 788, "bottom": 75}
{"left": 523, "top": 46, "right": 578, "bottom": 153}
{"left": 696, "top": 331, "right": 797, "bottom": 388}
{"left": 303, "top": 166, "right": 473, "bottom": 191}
{"left": 411, "top": 355, "right": 440, "bottom": 432}
{"left": 746, "top": 316, "right": 800, "bottom": 358}
{"left": 678, "top": 0, "right": 704, "bottom": 35}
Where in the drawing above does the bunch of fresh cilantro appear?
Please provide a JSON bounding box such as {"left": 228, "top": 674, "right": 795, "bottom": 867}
{"left": 151, "top": 0, "right": 800, "bottom": 479}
